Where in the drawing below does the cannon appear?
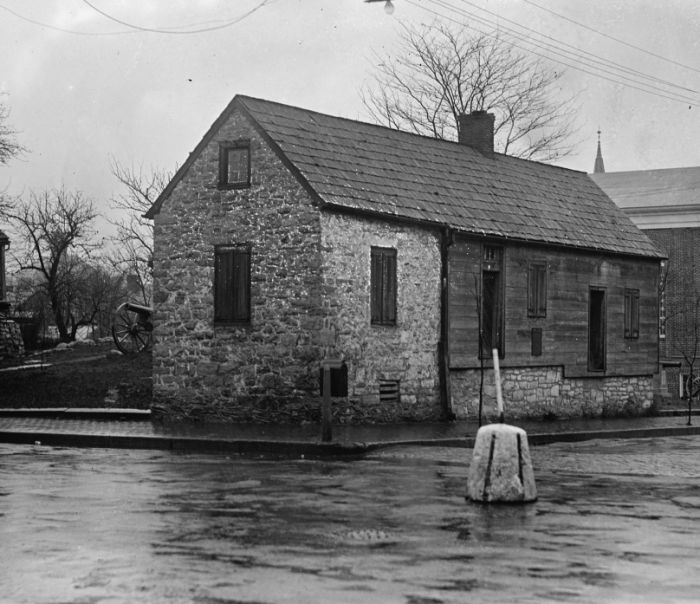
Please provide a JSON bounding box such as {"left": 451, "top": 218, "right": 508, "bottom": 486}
{"left": 112, "top": 302, "right": 153, "bottom": 354}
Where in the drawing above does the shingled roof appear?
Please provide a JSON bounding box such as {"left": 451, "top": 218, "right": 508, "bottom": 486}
{"left": 591, "top": 166, "right": 700, "bottom": 211}
{"left": 147, "top": 95, "right": 662, "bottom": 259}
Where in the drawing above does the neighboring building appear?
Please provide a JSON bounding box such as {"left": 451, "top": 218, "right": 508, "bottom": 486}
{"left": 0, "top": 229, "right": 8, "bottom": 312}
{"left": 146, "top": 95, "right": 663, "bottom": 423}
{"left": 592, "top": 162, "right": 700, "bottom": 400}
{"left": 0, "top": 229, "right": 24, "bottom": 358}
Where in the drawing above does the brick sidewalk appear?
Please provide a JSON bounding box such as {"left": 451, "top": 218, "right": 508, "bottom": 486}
{"left": 2, "top": 409, "right": 700, "bottom": 456}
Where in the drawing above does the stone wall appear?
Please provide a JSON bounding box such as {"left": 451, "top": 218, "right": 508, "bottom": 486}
{"left": 151, "top": 107, "right": 327, "bottom": 422}
{"left": 320, "top": 212, "right": 443, "bottom": 422}
{"left": 450, "top": 366, "right": 654, "bottom": 420}
{"left": 0, "top": 319, "right": 24, "bottom": 359}
{"left": 151, "top": 106, "right": 444, "bottom": 423}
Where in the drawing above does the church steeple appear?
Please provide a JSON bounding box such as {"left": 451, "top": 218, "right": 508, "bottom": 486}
{"left": 594, "top": 129, "right": 605, "bottom": 173}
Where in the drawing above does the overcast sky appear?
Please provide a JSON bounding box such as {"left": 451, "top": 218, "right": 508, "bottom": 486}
{"left": 1, "top": 0, "right": 699, "bottom": 229}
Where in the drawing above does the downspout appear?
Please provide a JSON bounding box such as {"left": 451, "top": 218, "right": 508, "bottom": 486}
{"left": 439, "top": 227, "right": 455, "bottom": 420}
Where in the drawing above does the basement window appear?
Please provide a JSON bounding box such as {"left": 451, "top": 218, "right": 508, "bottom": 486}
{"left": 379, "top": 380, "right": 401, "bottom": 404}
{"left": 218, "top": 141, "right": 250, "bottom": 189}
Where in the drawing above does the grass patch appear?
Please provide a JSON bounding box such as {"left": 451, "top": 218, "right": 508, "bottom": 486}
{"left": 0, "top": 341, "right": 151, "bottom": 409}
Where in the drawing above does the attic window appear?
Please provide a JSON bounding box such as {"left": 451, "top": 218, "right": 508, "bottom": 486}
{"left": 218, "top": 141, "right": 250, "bottom": 189}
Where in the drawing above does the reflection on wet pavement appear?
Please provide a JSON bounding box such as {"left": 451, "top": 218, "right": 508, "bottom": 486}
{"left": 2, "top": 436, "right": 700, "bottom": 603}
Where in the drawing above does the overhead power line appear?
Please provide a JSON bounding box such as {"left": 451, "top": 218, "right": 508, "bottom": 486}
{"left": 405, "top": 0, "right": 700, "bottom": 107}
{"left": 0, "top": 3, "right": 132, "bottom": 35}
{"left": 1, "top": 1, "right": 273, "bottom": 36}
{"left": 522, "top": 0, "right": 700, "bottom": 76}
{"left": 452, "top": 0, "right": 697, "bottom": 95}
{"left": 80, "top": 0, "right": 271, "bottom": 34}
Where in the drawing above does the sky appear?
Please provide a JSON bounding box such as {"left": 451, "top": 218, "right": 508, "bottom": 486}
{"left": 1, "top": 0, "right": 700, "bottom": 233}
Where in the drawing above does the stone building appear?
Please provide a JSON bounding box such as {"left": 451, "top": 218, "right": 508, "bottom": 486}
{"left": 0, "top": 229, "right": 8, "bottom": 312}
{"left": 146, "top": 96, "right": 663, "bottom": 423}
{"left": 592, "top": 162, "right": 700, "bottom": 401}
{"left": 0, "top": 229, "right": 23, "bottom": 359}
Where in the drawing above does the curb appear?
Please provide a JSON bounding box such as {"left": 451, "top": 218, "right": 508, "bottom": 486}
{"left": 0, "top": 430, "right": 369, "bottom": 458}
{"left": 0, "top": 408, "right": 151, "bottom": 421}
{"left": 2, "top": 414, "right": 700, "bottom": 457}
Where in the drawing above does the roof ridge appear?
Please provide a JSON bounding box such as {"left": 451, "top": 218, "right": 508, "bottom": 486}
{"left": 236, "top": 94, "right": 586, "bottom": 175}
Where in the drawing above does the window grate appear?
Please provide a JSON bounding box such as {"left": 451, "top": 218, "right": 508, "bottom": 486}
{"left": 379, "top": 380, "right": 401, "bottom": 404}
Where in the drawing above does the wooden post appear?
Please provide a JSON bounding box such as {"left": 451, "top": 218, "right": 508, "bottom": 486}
{"left": 322, "top": 364, "right": 332, "bottom": 442}
{"left": 492, "top": 348, "right": 504, "bottom": 423}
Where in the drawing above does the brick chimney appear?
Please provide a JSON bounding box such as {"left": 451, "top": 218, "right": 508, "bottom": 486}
{"left": 458, "top": 111, "right": 495, "bottom": 156}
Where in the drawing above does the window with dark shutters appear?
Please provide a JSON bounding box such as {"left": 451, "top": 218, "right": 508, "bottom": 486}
{"left": 624, "top": 288, "right": 639, "bottom": 338}
{"left": 214, "top": 245, "right": 251, "bottom": 324}
{"left": 371, "top": 247, "right": 397, "bottom": 325}
{"left": 528, "top": 262, "right": 547, "bottom": 317}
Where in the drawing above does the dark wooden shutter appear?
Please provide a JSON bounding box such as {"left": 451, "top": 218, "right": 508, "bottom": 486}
{"left": 383, "top": 250, "right": 397, "bottom": 324}
{"left": 371, "top": 248, "right": 383, "bottom": 324}
{"left": 624, "top": 289, "right": 639, "bottom": 338}
{"left": 215, "top": 246, "right": 250, "bottom": 324}
{"left": 232, "top": 248, "right": 250, "bottom": 322}
{"left": 537, "top": 265, "right": 546, "bottom": 316}
{"left": 371, "top": 247, "right": 397, "bottom": 325}
{"left": 215, "top": 248, "right": 233, "bottom": 323}
{"left": 531, "top": 327, "right": 543, "bottom": 356}
{"left": 528, "top": 263, "right": 546, "bottom": 317}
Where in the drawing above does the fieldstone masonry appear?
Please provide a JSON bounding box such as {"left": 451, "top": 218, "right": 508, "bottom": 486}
{"left": 151, "top": 107, "right": 443, "bottom": 423}
{"left": 451, "top": 366, "right": 654, "bottom": 420}
{"left": 152, "top": 110, "right": 327, "bottom": 422}
{"left": 0, "top": 319, "right": 24, "bottom": 359}
{"left": 321, "top": 213, "right": 442, "bottom": 422}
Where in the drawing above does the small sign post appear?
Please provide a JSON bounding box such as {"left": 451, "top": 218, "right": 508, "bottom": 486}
{"left": 320, "top": 359, "right": 343, "bottom": 442}
{"left": 492, "top": 348, "right": 505, "bottom": 423}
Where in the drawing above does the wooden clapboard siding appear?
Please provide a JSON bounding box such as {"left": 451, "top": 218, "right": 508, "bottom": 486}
{"left": 448, "top": 235, "right": 660, "bottom": 376}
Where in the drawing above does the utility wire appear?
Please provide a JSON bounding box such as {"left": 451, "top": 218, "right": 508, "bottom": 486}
{"left": 453, "top": 0, "right": 698, "bottom": 95}
{"left": 0, "top": 3, "right": 133, "bottom": 35}
{"left": 80, "top": 0, "right": 271, "bottom": 35}
{"left": 407, "top": 0, "right": 700, "bottom": 106}
{"left": 522, "top": 0, "right": 700, "bottom": 76}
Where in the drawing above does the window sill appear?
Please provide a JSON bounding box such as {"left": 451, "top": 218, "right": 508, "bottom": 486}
{"left": 217, "top": 182, "right": 250, "bottom": 190}
{"left": 214, "top": 321, "right": 251, "bottom": 328}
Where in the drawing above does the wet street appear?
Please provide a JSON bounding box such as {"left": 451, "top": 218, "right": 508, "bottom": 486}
{"left": 2, "top": 436, "right": 700, "bottom": 603}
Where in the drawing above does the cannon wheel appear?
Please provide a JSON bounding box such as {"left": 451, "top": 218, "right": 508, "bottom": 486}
{"left": 686, "top": 374, "right": 700, "bottom": 399}
{"left": 112, "top": 303, "right": 153, "bottom": 354}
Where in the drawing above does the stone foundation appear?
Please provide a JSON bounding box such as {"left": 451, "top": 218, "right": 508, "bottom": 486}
{"left": 150, "top": 390, "right": 440, "bottom": 424}
{"left": 450, "top": 366, "right": 654, "bottom": 420}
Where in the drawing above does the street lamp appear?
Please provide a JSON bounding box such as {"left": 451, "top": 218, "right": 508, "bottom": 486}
{"left": 365, "top": 0, "right": 395, "bottom": 15}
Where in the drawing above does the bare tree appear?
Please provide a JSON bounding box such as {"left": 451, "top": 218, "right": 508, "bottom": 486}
{"left": 108, "top": 158, "right": 170, "bottom": 305}
{"left": 362, "top": 23, "right": 578, "bottom": 161}
{"left": 667, "top": 288, "right": 700, "bottom": 426}
{"left": 0, "top": 97, "right": 25, "bottom": 165}
{"left": 0, "top": 188, "right": 97, "bottom": 342}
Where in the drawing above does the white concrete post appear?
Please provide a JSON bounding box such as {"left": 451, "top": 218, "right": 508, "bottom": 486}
{"left": 466, "top": 350, "right": 537, "bottom": 503}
